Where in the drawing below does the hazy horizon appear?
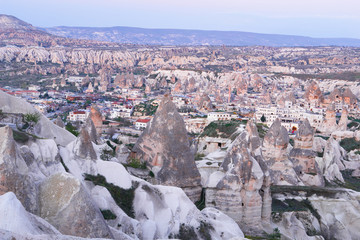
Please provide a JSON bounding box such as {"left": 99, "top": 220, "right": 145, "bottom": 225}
{"left": 1, "top": 0, "right": 360, "bottom": 39}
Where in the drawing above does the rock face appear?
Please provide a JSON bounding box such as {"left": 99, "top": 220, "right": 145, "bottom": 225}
{"left": 90, "top": 105, "right": 103, "bottom": 135}
{"left": 290, "top": 119, "right": 324, "bottom": 186}
{"left": 262, "top": 119, "right": 302, "bottom": 185}
{"left": 321, "top": 104, "right": 338, "bottom": 134}
{"left": 205, "top": 120, "right": 271, "bottom": 235}
{"left": 54, "top": 116, "right": 65, "bottom": 128}
{"left": 131, "top": 95, "right": 202, "bottom": 201}
{"left": 338, "top": 108, "right": 348, "bottom": 131}
{"left": 84, "top": 116, "right": 98, "bottom": 144}
{"left": 39, "top": 172, "right": 113, "bottom": 238}
{"left": 304, "top": 81, "right": 323, "bottom": 107}
{"left": 0, "top": 126, "right": 39, "bottom": 213}
{"left": 0, "top": 90, "right": 75, "bottom": 146}
{"left": 319, "top": 137, "right": 346, "bottom": 183}
{"left": 73, "top": 128, "right": 97, "bottom": 161}
{"left": 0, "top": 192, "right": 60, "bottom": 236}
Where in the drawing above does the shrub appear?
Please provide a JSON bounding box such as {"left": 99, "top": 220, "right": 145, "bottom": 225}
{"left": 101, "top": 209, "right": 117, "bottom": 220}
{"left": 12, "top": 130, "right": 29, "bottom": 143}
{"left": 23, "top": 112, "right": 41, "bottom": 125}
{"left": 65, "top": 123, "right": 79, "bottom": 136}
{"left": 126, "top": 158, "right": 146, "bottom": 169}
{"left": 84, "top": 174, "right": 137, "bottom": 218}
{"left": 195, "top": 153, "right": 205, "bottom": 160}
{"left": 340, "top": 138, "right": 360, "bottom": 152}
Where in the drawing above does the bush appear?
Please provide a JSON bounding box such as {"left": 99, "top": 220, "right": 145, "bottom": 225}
{"left": 126, "top": 158, "right": 146, "bottom": 169}
{"left": 12, "top": 130, "right": 29, "bottom": 143}
{"left": 84, "top": 174, "right": 137, "bottom": 218}
{"left": 195, "top": 153, "right": 205, "bottom": 160}
{"left": 65, "top": 123, "right": 79, "bottom": 136}
{"left": 23, "top": 112, "right": 41, "bottom": 125}
{"left": 200, "top": 120, "right": 240, "bottom": 139}
{"left": 101, "top": 209, "right": 117, "bottom": 220}
{"left": 340, "top": 138, "right": 360, "bottom": 152}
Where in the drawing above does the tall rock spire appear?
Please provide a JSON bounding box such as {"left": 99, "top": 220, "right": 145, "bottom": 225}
{"left": 131, "top": 94, "right": 202, "bottom": 201}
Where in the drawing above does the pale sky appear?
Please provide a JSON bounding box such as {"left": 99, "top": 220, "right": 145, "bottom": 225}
{"left": 1, "top": 0, "right": 360, "bottom": 38}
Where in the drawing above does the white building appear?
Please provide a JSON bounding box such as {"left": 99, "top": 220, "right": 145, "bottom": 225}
{"left": 135, "top": 119, "right": 151, "bottom": 130}
{"left": 207, "top": 112, "right": 237, "bottom": 123}
{"left": 68, "top": 110, "right": 89, "bottom": 122}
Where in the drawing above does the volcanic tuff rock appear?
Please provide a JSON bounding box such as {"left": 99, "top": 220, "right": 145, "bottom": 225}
{"left": 0, "top": 126, "right": 37, "bottom": 212}
{"left": 338, "top": 108, "right": 349, "bottom": 131}
{"left": 304, "top": 81, "right": 323, "bottom": 107}
{"left": 54, "top": 116, "right": 65, "bottom": 128}
{"left": 131, "top": 95, "right": 202, "bottom": 201}
{"left": 205, "top": 120, "right": 271, "bottom": 235}
{"left": 290, "top": 119, "right": 324, "bottom": 186}
{"left": 90, "top": 105, "right": 103, "bottom": 134}
{"left": 73, "top": 127, "right": 97, "bottom": 161}
{"left": 262, "top": 119, "right": 302, "bottom": 185}
{"left": 319, "top": 137, "right": 346, "bottom": 183}
{"left": 0, "top": 90, "right": 75, "bottom": 146}
{"left": 39, "top": 173, "right": 113, "bottom": 238}
{"left": 321, "top": 104, "right": 338, "bottom": 133}
{"left": 84, "top": 116, "right": 98, "bottom": 144}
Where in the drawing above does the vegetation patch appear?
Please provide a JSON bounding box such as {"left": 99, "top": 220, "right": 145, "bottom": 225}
{"left": 12, "top": 130, "right": 29, "bottom": 143}
{"left": 340, "top": 137, "right": 360, "bottom": 152}
{"left": 101, "top": 209, "right": 117, "bottom": 220}
{"left": 198, "top": 221, "right": 214, "bottom": 240}
{"left": 200, "top": 120, "right": 240, "bottom": 139}
{"left": 338, "top": 169, "right": 360, "bottom": 191}
{"left": 174, "top": 224, "right": 198, "bottom": 240}
{"left": 84, "top": 174, "right": 137, "bottom": 218}
{"left": 195, "top": 153, "right": 205, "bottom": 161}
{"left": 65, "top": 123, "right": 79, "bottom": 136}
{"left": 272, "top": 198, "right": 320, "bottom": 221}
{"left": 125, "top": 158, "right": 147, "bottom": 169}
{"left": 195, "top": 188, "right": 206, "bottom": 211}
{"left": 256, "top": 123, "right": 268, "bottom": 138}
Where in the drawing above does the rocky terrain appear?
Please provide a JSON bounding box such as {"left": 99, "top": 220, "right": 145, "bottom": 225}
{"left": 44, "top": 25, "right": 360, "bottom": 47}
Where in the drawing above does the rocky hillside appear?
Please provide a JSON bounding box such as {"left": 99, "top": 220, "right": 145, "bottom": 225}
{"left": 44, "top": 25, "right": 360, "bottom": 47}
{"left": 0, "top": 14, "right": 120, "bottom": 48}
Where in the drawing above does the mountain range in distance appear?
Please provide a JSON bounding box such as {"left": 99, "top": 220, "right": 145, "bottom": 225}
{"left": 45, "top": 25, "right": 360, "bottom": 47}
{"left": 1, "top": 14, "right": 360, "bottom": 47}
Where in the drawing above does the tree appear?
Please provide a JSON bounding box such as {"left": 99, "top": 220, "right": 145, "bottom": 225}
{"left": 260, "top": 114, "right": 266, "bottom": 123}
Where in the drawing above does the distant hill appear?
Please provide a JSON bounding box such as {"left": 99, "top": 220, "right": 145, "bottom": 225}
{"left": 44, "top": 25, "right": 360, "bottom": 47}
{"left": 0, "top": 14, "right": 120, "bottom": 48}
{"left": 1, "top": 14, "right": 360, "bottom": 47}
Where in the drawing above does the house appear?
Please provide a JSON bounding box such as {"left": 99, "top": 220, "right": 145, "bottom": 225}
{"left": 68, "top": 111, "right": 89, "bottom": 122}
{"left": 135, "top": 119, "right": 151, "bottom": 130}
{"left": 207, "top": 112, "right": 237, "bottom": 122}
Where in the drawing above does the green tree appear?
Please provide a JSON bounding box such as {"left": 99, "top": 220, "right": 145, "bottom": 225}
{"left": 260, "top": 114, "right": 266, "bottom": 123}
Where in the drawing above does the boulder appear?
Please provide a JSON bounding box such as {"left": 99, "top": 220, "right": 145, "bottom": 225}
{"left": 39, "top": 172, "right": 113, "bottom": 238}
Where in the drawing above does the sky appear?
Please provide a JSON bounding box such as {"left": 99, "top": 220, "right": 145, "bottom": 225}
{"left": 1, "top": 0, "right": 360, "bottom": 38}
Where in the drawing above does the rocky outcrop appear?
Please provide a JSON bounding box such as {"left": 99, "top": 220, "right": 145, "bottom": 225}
{"left": 205, "top": 120, "right": 271, "bottom": 235}
{"left": 73, "top": 128, "right": 97, "bottom": 161}
{"left": 290, "top": 119, "right": 324, "bottom": 186}
{"left": 0, "top": 126, "right": 39, "bottom": 213}
{"left": 39, "top": 172, "right": 113, "bottom": 238}
{"left": 131, "top": 95, "right": 202, "bottom": 201}
{"left": 304, "top": 81, "right": 323, "bottom": 107}
{"left": 84, "top": 117, "right": 98, "bottom": 144}
{"left": 262, "top": 119, "right": 302, "bottom": 185}
{"left": 321, "top": 104, "right": 338, "bottom": 134}
{"left": 90, "top": 105, "right": 103, "bottom": 134}
{"left": 338, "top": 108, "right": 348, "bottom": 131}
{"left": 0, "top": 90, "right": 75, "bottom": 146}
{"left": 319, "top": 137, "right": 345, "bottom": 183}
{"left": 0, "top": 192, "right": 60, "bottom": 236}
{"left": 54, "top": 116, "right": 65, "bottom": 128}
